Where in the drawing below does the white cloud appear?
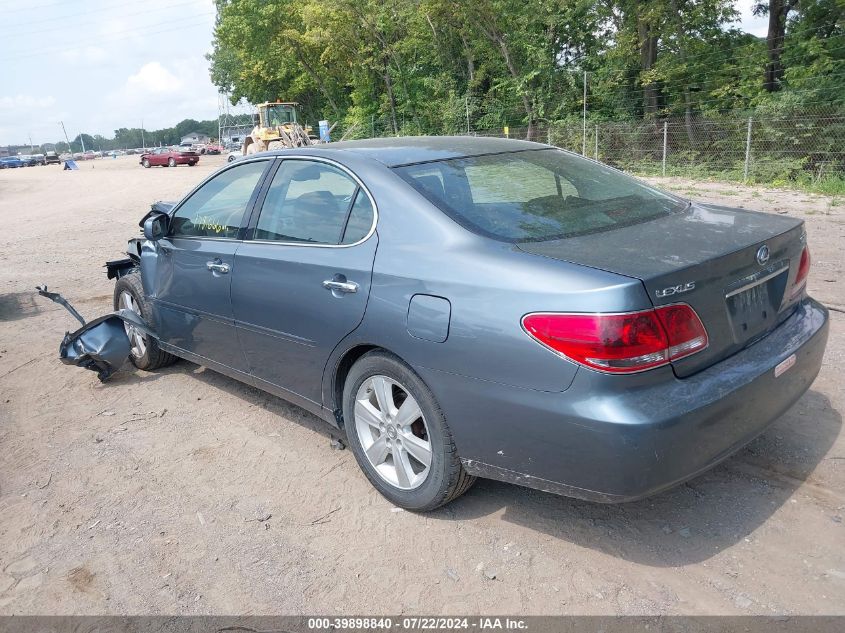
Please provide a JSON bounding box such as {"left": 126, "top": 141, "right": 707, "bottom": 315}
{"left": 734, "top": 0, "right": 770, "bottom": 37}
{"left": 0, "top": 94, "right": 56, "bottom": 111}
{"left": 100, "top": 58, "right": 218, "bottom": 133}
{"left": 125, "top": 62, "right": 183, "bottom": 95}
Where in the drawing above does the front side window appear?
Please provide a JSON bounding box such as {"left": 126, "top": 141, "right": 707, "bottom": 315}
{"left": 169, "top": 160, "right": 268, "bottom": 238}
{"left": 395, "top": 149, "right": 686, "bottom": 242}
{"left": 254, "top": 160, "right": 371, "bottom": 245}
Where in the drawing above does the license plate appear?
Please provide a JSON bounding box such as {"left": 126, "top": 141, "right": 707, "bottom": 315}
{"left": 774, "top": 354, "right": 796, "bottom": 378}
{"left": 725, "top": 269, "right": 787, "bottom": 342}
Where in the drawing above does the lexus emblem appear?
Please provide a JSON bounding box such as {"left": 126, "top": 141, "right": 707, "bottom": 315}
{"left": 756, "top": 245, "right": 770, "bottom": 265}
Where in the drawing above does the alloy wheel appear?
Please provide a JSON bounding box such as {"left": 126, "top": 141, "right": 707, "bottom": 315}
{"left": 118, "top": 291, "right": 147, "bottom": 359}
{"left": 353, "top": 375, "right": 432, "bottom": 490}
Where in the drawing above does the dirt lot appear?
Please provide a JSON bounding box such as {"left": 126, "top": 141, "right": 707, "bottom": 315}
{"left": 0, "top": 156, "right": 843, "bottom": 615}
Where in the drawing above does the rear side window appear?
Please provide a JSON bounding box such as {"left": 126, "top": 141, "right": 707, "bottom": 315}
{"left": 169, "top": 160, "right": 268, "bottom": 238}
{"left": 254, "top": 160, "right": 373, "bottom": 245}
{"left": 341, "top": 191, "right": 375, "bottom": 244}
{"left": 395, "top": 149, "right": 685, "bottom": 242}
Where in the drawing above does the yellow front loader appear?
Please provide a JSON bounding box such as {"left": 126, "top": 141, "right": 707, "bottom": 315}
{"left": 242, "top": 102, "right": 314, "bottom": 154}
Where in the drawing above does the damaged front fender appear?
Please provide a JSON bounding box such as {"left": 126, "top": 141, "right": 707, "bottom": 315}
{"left": 37, "top": 286, "right": 155, "bottom": 382}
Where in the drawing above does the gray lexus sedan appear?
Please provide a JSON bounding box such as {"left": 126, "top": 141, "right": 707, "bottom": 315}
{"left": 108, "top": 136, "right": 829, "bottom": 510}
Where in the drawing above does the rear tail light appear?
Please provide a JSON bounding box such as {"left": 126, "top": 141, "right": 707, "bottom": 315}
{"left": 788, "top": 245, "right": 811, "bottom": 301}
{"left": 522, "top": 304, "right": 708, "bottom": 374}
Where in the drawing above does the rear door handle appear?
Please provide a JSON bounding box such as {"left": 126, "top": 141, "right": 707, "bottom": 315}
{"left": 206, "top": 261, "right": 230, "bottom": 274}
{"left": 322, "top": 279, "right": 358, "bottom": 293}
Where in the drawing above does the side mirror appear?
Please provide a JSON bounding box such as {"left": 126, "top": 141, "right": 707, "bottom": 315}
{"left": 143, "top": 214, "right": 168, "bottom": 241}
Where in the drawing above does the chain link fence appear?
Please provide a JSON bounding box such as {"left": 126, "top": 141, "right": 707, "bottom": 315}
{"left": 344, "top": 104, "right": 845, "bottom": 187}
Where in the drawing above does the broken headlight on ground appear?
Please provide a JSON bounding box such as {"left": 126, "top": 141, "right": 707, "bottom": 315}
{"left": 36, "top": 285, "right": 154, "bottom": 382}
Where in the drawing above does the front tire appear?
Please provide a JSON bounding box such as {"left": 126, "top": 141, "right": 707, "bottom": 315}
{"left": 343, "top": 351, "right": 475, "bottom": 510}
{"left": 142, "top": 159, "right": 150, "bottom": 168}
{"left": 168, "top": 157, "right": 176, "bottom": 167}
{"left": 113, "top": 272, "right": 177, "bottom": 371}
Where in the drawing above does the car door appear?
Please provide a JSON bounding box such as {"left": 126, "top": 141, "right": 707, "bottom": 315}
{"left": 142, "top": 158, "right": 273, "bottom": 371}
{"left": 231, "top": 158, "right": 378, "bottom": 403}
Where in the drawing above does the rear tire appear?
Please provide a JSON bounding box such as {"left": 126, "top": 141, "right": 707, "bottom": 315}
{"left": 342, "top": 351, "right": 475, "bottom": 511}
{"left": 168, "top": 157, "right": 176, "bottom": 167}
{"left": 113, "top": 271, "right": 177, "bottom": 371}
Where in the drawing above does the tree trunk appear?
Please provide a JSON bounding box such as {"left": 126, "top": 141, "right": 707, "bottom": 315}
{"left": 383, "top": 69, "right": 399, "bottom": 134}
{"left": 683, "top": 88, "right": 694, "bottom": 145}
{"left": 764, "top": 0, "right": 795, "bottom": 92}
{"left": 289, "top": 40, "right": 342, "bottom": 120}
{"left": 469, "top": 14, "right": 535, "bottom": 139}
{"left": 461, "top": 33, "right": 475, "bottom": 84}
{"left": 638, "top": 19, "right": 659, "bottom": 116}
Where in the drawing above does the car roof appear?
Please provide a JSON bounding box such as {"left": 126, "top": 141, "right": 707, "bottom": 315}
{"left": 263, "top": 135, "right": 550, "bottom": 167}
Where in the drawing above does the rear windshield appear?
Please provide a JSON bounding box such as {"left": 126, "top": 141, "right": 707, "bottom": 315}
{"left": 394, "top": 149, "right": 686, "bottom": 242}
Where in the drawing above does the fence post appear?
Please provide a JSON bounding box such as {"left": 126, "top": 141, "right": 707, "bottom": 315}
{"left": 744, "top": 117, "right": 753, "bottom": 181}
{"left": 594, "top": 124, "right": 598, "bottom": 160}
{"left": 662, "top": 121, "right": 668, "bottom": 177}
{"left": 547, "top": 126, "right": 552, "bottom": 146}
{"left": 582, "top": 70, "right": 587, "bottom": 156}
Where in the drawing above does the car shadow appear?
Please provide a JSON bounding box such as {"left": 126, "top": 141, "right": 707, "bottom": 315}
{"left": 432, "top": 389, "right": 841, "bottom": 567}
{"left": 0, "top": 291, "right": 44, "bottom": 321}
{"left": 120, "top": 360, "right": 840, "bottom": 567}
{"left": 117, "top": 358, "right": 339, "bottom": 441}
{"left": 1, "top": 290, "right": 113, "bottom": 322}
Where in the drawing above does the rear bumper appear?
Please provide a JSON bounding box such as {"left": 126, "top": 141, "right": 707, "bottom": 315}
{"left": 419, "top": 298, "right": 829, "bottom": 502}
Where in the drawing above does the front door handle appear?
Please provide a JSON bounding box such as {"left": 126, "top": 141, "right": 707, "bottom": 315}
{"left": 206, "top": 260, "right": 230, "bottom": 274}
{"left": 322, "top": 279, "right": 358, "bottom": 294}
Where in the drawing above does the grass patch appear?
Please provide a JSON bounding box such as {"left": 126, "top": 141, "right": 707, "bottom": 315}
{"left": 805, "top": 176, "right": 845, "bottom": 196}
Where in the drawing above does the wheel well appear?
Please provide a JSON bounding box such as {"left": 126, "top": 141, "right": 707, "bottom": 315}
{"left": 332, "top": 344, "right": 380, "bottom": 428}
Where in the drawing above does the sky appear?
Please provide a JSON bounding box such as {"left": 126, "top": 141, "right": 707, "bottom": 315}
{"left": 0, "top": 0, "right": 770, "bottom": 147}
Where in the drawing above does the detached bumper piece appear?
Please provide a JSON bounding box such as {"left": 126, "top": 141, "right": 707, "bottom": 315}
{"left": 36, "top": 285, "right": 154, "bottom": 382}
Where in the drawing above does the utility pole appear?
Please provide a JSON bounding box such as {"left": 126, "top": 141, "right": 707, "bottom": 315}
{"left": 59, "top": 121, "right": 72, "bottom": 153}
{"left": 79, "top": 133, "right": 86, "bottom": 153}
{"left": 141, "top": 119, "right": 145, "bottom": 149}
{"left": 582, "top": 70, "right": 588, "bottom": 156}
{"left": 29, "top": 134, "right": 34, "bottom": 153}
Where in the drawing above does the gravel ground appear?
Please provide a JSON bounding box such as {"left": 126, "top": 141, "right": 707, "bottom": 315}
{"left": 0, "top": 156, "right": 843, "bottom": 615}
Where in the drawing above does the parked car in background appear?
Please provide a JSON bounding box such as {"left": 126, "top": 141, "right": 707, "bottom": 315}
{"left": 226, "top": 148, "right": 243, "bottom": 162}
{"left": 206, "top": 143, "right": 223, "bottom": 155}
{"left": 17, "top": 155, "right": 37, "bottom": 166}
{"left": 108, "top": 137, "right": 828, "bottom": 510}
{"left": 45, "top": 151, "right": 61, "bottom": 165}
{"left": 0, "top": 156, "right": 24, "bottom": 168}
{"left": 140, "top": 147, "right": 199, "bottom": 168}
{"left": 33, "top": 154, "right": 46, "bottom": 165}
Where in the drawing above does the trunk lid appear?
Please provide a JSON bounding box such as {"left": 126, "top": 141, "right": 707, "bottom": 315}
{"left": 518, "top": 203, "right": 807, "bottom": 377}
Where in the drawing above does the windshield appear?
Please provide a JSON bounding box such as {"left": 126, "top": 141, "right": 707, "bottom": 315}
{"left": 395, "top": 149, "right": 687, "bottom": 242}
{"left": 265, "top": 105, "right": 297, "bottom": 126}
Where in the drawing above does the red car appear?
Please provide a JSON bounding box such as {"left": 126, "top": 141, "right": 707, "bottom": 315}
{"left": 140, "top": 147, "right": 198, "bottom": 168}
